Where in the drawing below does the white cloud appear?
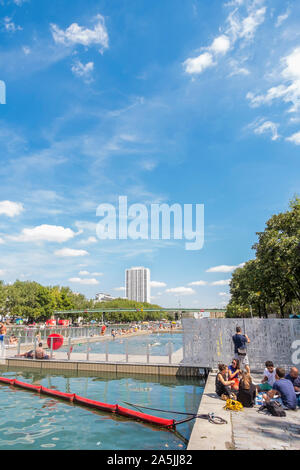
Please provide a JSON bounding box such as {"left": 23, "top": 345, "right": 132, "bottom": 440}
{"left": 184, "top": 52, "right": 214, "bottom": 75}
{"left": 22, "top": 46, "right": 31, "bottom": 55}
{"left": 286, "top": 131, "right": 300, "bottom": 145}
{"left": 3, "top": 17, "right": 22, "bottom": 33}
{"left": 211, "top": 279, "right": 231, "bottom": 286}
{"left": 275, "top": 10, "right": 290, "bottom": 27}
{"left": 238, "top": 7, "right": 266, "bottom": 41}
{"left": 12, "top": 225, "right": 75, "bottom": 243}
{"left": 210, "top": 35, "right": 231, "bottom": 54}
{"left": 184, "top": 1, "right": 266, "bottom": 76}
{"left": 228, "top": 59, "right": 250, "bottom": 76}
{"left": 0, "top": 201, "right": 23, "bottom": 217}
{"left": 206, "top": 263, "right": 244, "bottom": 273}
{"left": 150, "top": 281, "right": 167, "bottom": 288}
{"left": 219, "top": 292, "right": 231, "bottom": 297}
{"left": 13, "top": 0, "right": 28, "bottom": 5}
{"left": 79, "top": 236, "right": 97, "bottom": 245}
{"left": 54, "top": 248, "right": 89, "bottom": 257}
{"left": 165, "top": 287, "right": 195, "bottom": 295}
{"left": 71, "top": 61, "right": 94, "bottom": 82}
{"left": 51, "top": 15, "right": 108, "bottom": 52}
{"left": 0, "top": 238, "right": 5, "bottom": 244}
{"left": 78, "top": 270, "right": 103, "bottom": 276}
{"left": 69, "top": 277, "right": 99, "bottom": 285}
{"left": 188, "top": 280, "right": 208, "bottom": 286}
{"left": 114, "top": 287, "right": 125, "bottom": 291}
{"left": 253, "top": 120, "right": 280, "bottom": 141}
{"left": 247, "top": 47, "right": 300, "bottom": 113}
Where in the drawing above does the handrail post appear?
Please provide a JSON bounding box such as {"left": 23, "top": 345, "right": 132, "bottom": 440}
{"left": 17, "top": 336, "right": 21, "bottom": 356}
{"left": 86, "top": 337, "right": 90, "bottom": 361}
{"left": 169, "top": 341, "right": 173, "bottom": 364}
{"left": 105, "top": 341, "right": 109, "bottom": 362}
{"left": 33, "top": 336, "right": 37, "bottom": 360}
{"left": 50, "top": 337, "right": 54, "bottom": 359}
{"left": 146, "top": 342, "right": 150, "bottom": 364}
{"left": 67, "top": 336, "right": 71, "bottom": 361}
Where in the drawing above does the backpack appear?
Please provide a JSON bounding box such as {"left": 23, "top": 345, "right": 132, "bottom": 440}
{"left": 259, "top": 401, "right": 286, "bottom": 417}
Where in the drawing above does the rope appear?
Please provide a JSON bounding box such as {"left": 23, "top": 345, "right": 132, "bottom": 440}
{"left": 122, "top": 402, "right": 228, "bottom": 425}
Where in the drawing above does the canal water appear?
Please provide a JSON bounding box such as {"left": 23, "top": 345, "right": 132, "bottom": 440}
{"left": 0, "top": 368, "right": 203, "bottom": 450}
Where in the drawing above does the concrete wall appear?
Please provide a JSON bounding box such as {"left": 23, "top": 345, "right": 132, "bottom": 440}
{"left": 182, "top": 317, "right": 300, "bottom": 370}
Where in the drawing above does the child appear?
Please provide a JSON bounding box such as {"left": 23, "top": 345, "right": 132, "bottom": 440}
{"left": 257, "top": 360, "right": 276, "bottom": 393}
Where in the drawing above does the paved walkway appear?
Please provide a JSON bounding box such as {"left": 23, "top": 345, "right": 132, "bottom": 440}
{"left": 188, "top": 372, "right": 300, "bottom": 450}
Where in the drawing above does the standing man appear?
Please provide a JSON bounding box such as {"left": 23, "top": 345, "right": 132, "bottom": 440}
{"left": 0, "top": 322, "right": 7, "bottom": 356}
{"left": 232, "top": 326, "right": 251, "bottom": 373}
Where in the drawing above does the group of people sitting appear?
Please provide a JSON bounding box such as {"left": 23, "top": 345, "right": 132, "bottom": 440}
{"left": 111, "top": 327, "right": 141, "bottom": 338}
{"left": 216, "top": 359, "right": 300, "bottom": 410}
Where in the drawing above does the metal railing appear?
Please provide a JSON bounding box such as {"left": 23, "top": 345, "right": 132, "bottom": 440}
{"left": 3, "top": 330, "right": 181, "bottom": 365}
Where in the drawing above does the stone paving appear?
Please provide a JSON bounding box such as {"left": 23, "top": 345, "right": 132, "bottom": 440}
{"left": 188, "top": 372, "right": 300, "bottom": 450}
{"left": 232, "top": 374, "right": 300, "bottom": 450}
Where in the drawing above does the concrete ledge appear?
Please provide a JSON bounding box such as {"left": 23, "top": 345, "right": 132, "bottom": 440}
{"left": 4, "top": 358, "right": 206, "bottom": 377}
{"left": 188, "top": 372, "right": 234, "bottom": 450}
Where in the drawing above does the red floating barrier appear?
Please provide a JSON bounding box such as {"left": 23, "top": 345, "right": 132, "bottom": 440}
{"left": 40, "top": 387, "right": 75, "bottom": 402}
{"left": 116, "top": 405, "right": 175, "bottom": 428}
{"left": 47, "top": 333, "right": 64, "bottom": 351}
{"left": 74, "top": 395, "right": 117, "bottom": 413}
{"left": 0, "top": 378, "right": 177, "bottom": 429}
{"left": 14, "top": 380, "right": 41, "bottom": 392}
{"left": 0, "top": 377, "right": 15, "bottom": 385}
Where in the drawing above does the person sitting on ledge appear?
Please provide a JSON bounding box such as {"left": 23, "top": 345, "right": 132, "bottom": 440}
{"left": 215, "top": 364, "right": 236, "bottom": 400}
{"left": 285, "top": 367, "right": 300, "bottom": 392}
{"left": 285, "top": 367, "right": 300, "bottom": 407}
{"left": 18, "top": 349, "right": 34, "bottom": 359}
{"left": 257, "top": 360, "right": 276, "bottom": 393}
{"left": 237, "top": 372, "right": 256, "bottom": 408}
{"left": 228, "top": 358, "right": 241, "bottom": 391}
{"left": 9, "top": 335, "right": 18, "bottom": 345}
{"left": 17, "top": 343, "right": 50, "bottom": 360}
{"left": 35, "top": 343, "right": 50, "bottom": 360}
{"left": 263, "top": 367, "right": 297, "bottom": 410}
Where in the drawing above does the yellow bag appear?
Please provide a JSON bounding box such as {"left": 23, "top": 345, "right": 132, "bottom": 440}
{"left": 224, "top": 399, "right": 243, "bottom": 411}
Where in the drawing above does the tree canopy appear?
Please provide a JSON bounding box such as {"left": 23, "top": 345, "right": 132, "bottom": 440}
{"left": 226, "top": 197, "right": 300, "bottom": 318}
{"left": 0, "top": 280, "right": 169, "bottom": 322}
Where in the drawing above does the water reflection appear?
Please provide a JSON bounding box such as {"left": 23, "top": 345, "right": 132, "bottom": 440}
{"left": 0, "top": 367, "right": 204, "bottom": 450}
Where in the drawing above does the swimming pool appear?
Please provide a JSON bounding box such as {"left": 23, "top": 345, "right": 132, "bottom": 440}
{"left": 0, "top": 368, "right": 203, "bottom": 450}
{"left": 65, "top": 332, "right": 183, "bottom": 357}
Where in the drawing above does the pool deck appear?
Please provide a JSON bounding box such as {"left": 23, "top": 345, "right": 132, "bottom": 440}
{"left": 1, "top": 345, "right": 205, "bottom": 377}
{"left": 188, "top": 372, "right": 300, "bottom": 450}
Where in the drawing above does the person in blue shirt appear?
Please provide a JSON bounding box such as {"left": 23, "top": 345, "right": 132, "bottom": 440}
{"left": 232, "top": 326, "right": 251, "bottom": 374}
{"left": 263, "top": 367, "right": 297, "bottom": 410}
{"left": 285, "top": 367, "right": 300, "bottom": 406}
{"left": 285, "top": 367, "right": 300, "bottom": 391}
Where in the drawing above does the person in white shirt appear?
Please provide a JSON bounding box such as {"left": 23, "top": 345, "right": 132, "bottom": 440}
{"left": 257, "top": 360, "right": 276, "bottom": 392}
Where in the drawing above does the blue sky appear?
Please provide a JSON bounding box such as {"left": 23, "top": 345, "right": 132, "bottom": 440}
{"left": 0, "top": 0, "right": 299, "bottom": 308}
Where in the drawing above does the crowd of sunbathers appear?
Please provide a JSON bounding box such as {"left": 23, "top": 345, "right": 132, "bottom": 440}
{"left": 215, "top": 326, "right": 300, "bottom": 410}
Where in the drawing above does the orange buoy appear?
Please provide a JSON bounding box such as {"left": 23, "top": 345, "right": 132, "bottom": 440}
{"left": 47, "top": 333, "right": 64, "bottom": 350}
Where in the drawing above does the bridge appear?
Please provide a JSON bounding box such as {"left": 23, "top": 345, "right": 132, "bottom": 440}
{"left": 54, "top": 308, "right": 225, "bottom": 313}
{"left": 53, "top": 308, "right": 226, "bottom": 319}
